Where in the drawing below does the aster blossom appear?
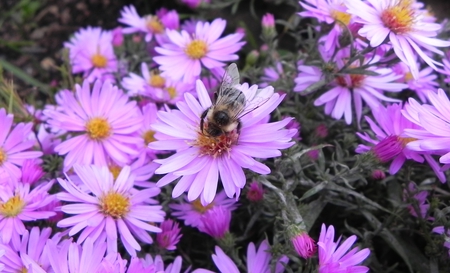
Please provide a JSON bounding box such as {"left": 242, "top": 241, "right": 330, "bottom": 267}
{"left": 345, "top": 0, "right": 450, "bottom": 79}
{"left": 318, "top": 224, "right": 370, "bottom": 273}
{"left": 402, "top": 89, "right": 450, "bottom": 172}
{"left": 0, "top": 108, "right": 42, "bottom": 181}
{"left": 44, "top": 80, "right": 143, "bottom": 171}
{"left": 356, "top": 103, "right": 445, "bottom": 181}
{"left": 154, "top": 18, "right": 245, "bottom": 83}
{"left": 56, "top": 164, "right": 165, "bottom": 256}
{"left": 64, "top": 27, "right": 118, "bottom": 82}
{"left": 149, "top": 78, "right": 296, "bottom": 205}
{"left": 156, "top": 219, "right": 182, "bottom": 250}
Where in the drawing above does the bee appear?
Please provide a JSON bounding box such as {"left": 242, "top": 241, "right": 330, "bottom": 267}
{"left": 200, "top": 63, "right": 268, "bottom": 137}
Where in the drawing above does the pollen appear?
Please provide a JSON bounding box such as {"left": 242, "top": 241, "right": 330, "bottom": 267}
{"left": 166, "top": 86, "right": 177, "bottom": 99}
{"left": 149, "top": 72, "right": 166, "bottom": 88}
{"left": 146, "top": 16, "right": 164, "bottom": 34}
{"left": 91, "top": 53, "right": 108, "bottom": 68}
{"left": 0, "top": 148, "right": 7, "bottom": 166}
{"left": 380, "top": 0, "right": 415, "bottom": 34}
{"left": 185, "top": 40, "right": 208, "bottom": 60}
{"left": 192, "top": 198, "right": 214, "bottom": 213}
{"left": 0, "top": 195, "right": 25, "bottom": 217}
{"left": 143, "top": 130, "right": 156, "bottom": 145}
{"left": 86, "top": 117, "right": 111, "bottom": 140}
{"left": 100, "top": 192, "right": 130, "bottom": 218}
{"left": 193, "top": 126, "right": 239, "bottom": 158}
{"left": 331, "top": 9, "right": 351, "bottom": 25}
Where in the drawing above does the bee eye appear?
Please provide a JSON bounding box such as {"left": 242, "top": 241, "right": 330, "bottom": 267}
{"left": 214, "top": 111, "right": 229, "bottom": 125}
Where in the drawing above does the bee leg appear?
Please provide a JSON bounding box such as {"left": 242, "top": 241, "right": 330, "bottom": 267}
{"left": 237, "top": 121, "right": 242, "bottom": 134}
{"left": 200, "top": 109, "right": 208, "bottom": 133}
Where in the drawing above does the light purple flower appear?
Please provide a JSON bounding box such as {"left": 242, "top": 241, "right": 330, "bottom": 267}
{"left": 170, "top": 191, "right": 238, "bottom": 230}
{"left": 403, "top": 182, "right": 432, "bottom": 220}
{"left": 64, "top": 27, "right": 118, "bottom": 83}
{"left": 0, "top": 108, "right": 42, "bottom": 181}
{"left": 193, "top": 240, "right": 289, "bottom": 273}
{"left": 318, "top": 224, "right": 370, "bottom": 273}
{"left": 291, "top": 230, "right": 316, "bottom": 259}
{"left": 20, "top": 159, "right": 44, "bottom": 185}
{"left": 149, "top": 79, "right": 296, "bottom": 205}
{"left": 345, "top": 0, "right": 450, "bottom": 79}
{"left": 0, "top": 182, "right": 55, "bottom": 246}
{"left": 154, "top": 18, "right": 245, "bottom": 83}
{"left": 156, "top": 219, "right": 182, "bottom": 250}
{"left": 127, "top": 254, "right": 183, "bottom": 273}
{"left": 432, "top": 226, "right": 450, "bottom": 257}
{"left": 199, "top": 206, "right": 231, "bottom": 239}
{"left": 44, "top": 80, "right": 143, "bottom": 171}
{"left": 56, "top": 164, "right": 165, "bottom": 256}
{"left": 260, "top": 62, "right": 284, "bottom": 87}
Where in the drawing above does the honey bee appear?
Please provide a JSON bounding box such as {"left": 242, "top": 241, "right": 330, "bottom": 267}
{"left": 200, "top": 63, "right": 268, "bottom": 137}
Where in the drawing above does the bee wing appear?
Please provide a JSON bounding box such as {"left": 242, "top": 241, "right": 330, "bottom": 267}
{"left": 236, "top": 88, "right": 272, "bottom": 119}
{"left": 216, "top": 63, "right": 240, "bottom": 104}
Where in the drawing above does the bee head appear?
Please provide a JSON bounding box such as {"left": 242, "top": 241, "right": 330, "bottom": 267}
{"left": 213, "top": 111, "right": 230, "bottom": 126}
{"left": 206, "top": 124, "right": 223, "bottom": 137}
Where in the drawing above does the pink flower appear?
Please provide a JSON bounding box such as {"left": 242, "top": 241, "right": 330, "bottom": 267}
{"left": 0, "top": 109, "right": 42, "bottom": 181}
{"left": 403, "top": 182, "right": 431, "bottom": 220}
{"left": 0, "top": 227, "right": 52, "bottom": 272}
{"left": 246, "top": 181, "right": 265, "bottom": 202}
{"left": 262, "top": 13, "right": 275, "bottom": 28}
{"left": 402, "top": 89, "right": 450, "bottom": 178}
{"left": 149, "top": 79, "right": 296, "bottom": 205}
{"left": 169, "top": 191, "right": 238, "bottom": 230}
{"left": 56, "top": 165, "right": 165, "bottom": 256}
{"left": 20, "top": 159, "right": 44, "bottom": 185}
{"left": 199, "top": 206, "right": 231, "bottom": 239}
{"left": 64, "top": 27, "right": 118, "bottom": 83}
{"left": 127, "top": 254, "right": 183, "bottom": 273}
{"left": 112, "top": 27, "right": 124, "bottom": 46}
{"left": 318, "top": 224, "right": 370, "bottom": 273}
{"left": 0, "top": 182, "right": 55, "bottom": 245}
{"left": 44, "top": 80, "right": 143, "bottom": 171}
{"left": 356, "top": 104, "right": 443, "bottom": 178}
{"left": 118, "top": 5, "right": 179, "bottom": 43}
{"left": 193, "top": 240, "right": 289, "bottom": 273}
{"left": 260, "top": 62, "right": 284, "bottom": 87}
{"left": 291, "top": 231, "right": 317, "bottom": 259}
{"left": 345, "top": 0, "right": 450, "bottom": 78}
{"left": 156, "top": 219, "right": 182, "bottom": 250}
{"left": 154, "top": 19, "right": 245, "bottom": 83}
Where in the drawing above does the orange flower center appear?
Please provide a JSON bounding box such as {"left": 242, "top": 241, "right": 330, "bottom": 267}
{"left": 185, "top": 40, "right": 208, "bottom": 59}
{"left": 192, "top": 126, "right": 239, "bottom": 158}
{"left": 399, "top": 137, "right": 417, "bottom": 147}
{"left": 91, "top": 53, "right": 108, "bottom": 68}
{"left": 166, "top": 86, "right": 177, "bottom": 99}
{"left": 100, "top": 192, "right": 130, "bottom": 218}
{"left": 0, "top": 148, "right": 7, "bottom": 166}
{"left": 86, "top": 117, "right": 111, "bottom": 140}
{"left": 331, "top": 9, "right": 351, "bottom": 25}
{"left": 109, "top": 165, "right": 122, "bottom": 180}
{"left": 336, "top": 74, "right": 365, "bottom": 88}
{"left": 192, "top": 199, "right": 214, "bottom": 213}
{"left": 380, "top": 0, "right": 414, "bottom": 34}
{"left": 143, "top": 130, "right": 156, "bottom": 145}
{"left": 149, "top": 72, "right": 166, "bottom": 88}
{"left": 146, "top": 16, "right": 164, "bottom": 34}
{"left": 0, "top": 195, "right": 25, "bottom": 217}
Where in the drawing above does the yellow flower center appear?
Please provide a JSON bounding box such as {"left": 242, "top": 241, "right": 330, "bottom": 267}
{"left": 100, "top": 192, "right": 130, "bottom": 218}
{"left": 399, "top": 137, "right": 417, "bottom": 147}
{"left": 380, "top": 0, "right": 414, "bottom": 34}
{"left": 143, "top": 130, "right": 156, "bottom": 145}
{"left": 109, "top": 165, "right": 122, "bottom": 180}
{"left": 404, "top": 71, "right": 414, "bottom": 82}
{"left": 91, "top": 53, "right": 108, "bottom": 68}
{"left": 20, "top": 268, "right": 28, "bottom": 273}
{"left": 166, "top": 86, "right": 177, "bottom": 99}
{"left": 185, "top": 40, "right": 208, "bottom": 59}
{"left": 0, "top": 148, "right": 7, "bottom": 166}
{"left": 149, "top": 72, "right": 166, "bottom": 88}
{"left": 86, "top": 117, "right": 111, "bottom": 140}
{"left": 192, "top": 126, "right": 239, "bottom": 158}
{"left": 0, "top": 195, "right": 25, "bottom": 217}
{"left": 192, "top": 199, "right": 214, "bottom": 213}
{"left": 146, "top": 16, "right": 164, "bottom": 34}
{"left": 331, "top": 9, "right": 351, "bottom": 25}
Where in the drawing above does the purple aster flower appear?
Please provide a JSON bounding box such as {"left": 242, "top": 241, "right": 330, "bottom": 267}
{"left": 0, "top": 227, "right": 52, "bottom": 272}
{"left": 295, "top": 49, "right": 407, "bottom": 125}
{"left": 64, "top": 27, "right": 118, "bottom": 83}
{"left": 154, "top": 19, "right": 245, "bottom": 83}
{"left": 169, "top": 191, "right": 238, "bottom": 230}
{"left": 290, "top": 228, "right": 317, "bottom": 259}
{"left": 20, "top": 159, "right": 44, "bottom": 185}
{"left": 149, "top": 79, "right": 296, "bottom": 205}
{"left": 156, "top": 219, "right": 182, "bottom": 250}
{"left": 44, "top": 80, "right": 143, "bottom": 171}
{"left": 0, "top": 108, "right": 42, "bottom": 181}
{"left": 119, "top": 5, "right": 179, "bottom": 43}
{"left": 46, "top": 237, "right": 107, "bottom": 273}
{"left": 260, "top": 62, "right": 284, "bottom": 87}
{"left": 0, "top": 181, "right": 55, "bottom": 246}
{"left": 56, "top": 164, "right": 165, "bottom": 256}
{"left": 122, "top": 63, "right": 193, "bottom": 103}
{"left": 392, "top": 62, "right": 439, "bottom": 103}
{"left": 402, "top": 89, "right": 450, "bottom": 176}
{"left": 318, "top": 224, "right": 370, "bottom": 273}
{"left": 432, "top": 226, "right": 450, "bottom": 257}
{"left": 199, "top": 206, "right": 231, "bottom": 239}
{"left": 403, "top": 182, "right": 432, "bottom": 220}
{"left": 345, "top": 0, "right": 450, "bottom": 79}
{"left": 193, "top": 240, "right": 289, "bottom": 273}
{"left": 127, "top": 254, "right": 183, "bottom": 273}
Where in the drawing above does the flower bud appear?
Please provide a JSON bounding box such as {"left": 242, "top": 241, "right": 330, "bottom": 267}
{"left": 371, "top": 135, "right": 403, "bottom": 163}
{"left": 246, "top": 181, "right": 264, "bottom": 202}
